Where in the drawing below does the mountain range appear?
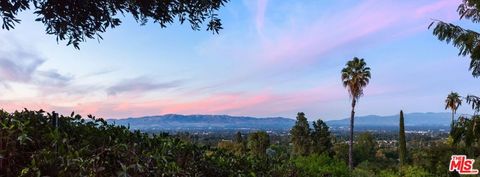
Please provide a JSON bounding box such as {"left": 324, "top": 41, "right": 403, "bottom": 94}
{"left": 109, "top": 114, "right": 295, "bottom": 130}
{"left": 326, "top": 112, "right": 452, "bottom": 127}
{"left": 108, "top": 112, "right": 454, "bottom": 131}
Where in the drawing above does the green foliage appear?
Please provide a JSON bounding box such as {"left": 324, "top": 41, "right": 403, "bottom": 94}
{"left": 352, "top": 166, "right": 375, "bottom": 177}
{"left": 352, "top": 162, "right": 433, "bottom": 177}
{"left": 235, "top": 131, "right": 244, "bottom": 144}
{"left": 352, "top": 161, "right": 379, "bottom": 177}
{"left": 217, "top": 132, "right": 248, "bottom": 156}
{"left": 450, "top": 115, "right": 480, "bottom": 152}
{"left": 399, "top": 110, "right": 407, "bottom": 167}
{"left": 290, "top": 112, "right": 311, "bottom": 156}
{"left": 247, "top": 131, "right": 270, "bottom": 158}
{"left": 447, "top": 94, "right": 480, "bottom": 155}
{"left": 355, "top": 132, "right": 377, "bottom": 164}
{"left": 290, "top": 113, "right": 334, "bottom": 158}
{"left": 377, "top": 169, "right": 398, "bottom": 177}
{"left": 217, "top": 140, "right": 245, "bottom": 156}
{"left": 411, "top": 142, "right": 457, "bottom": 177}
{"left": 401, "top": 166, "right": 433, "bottom": 177}
{"left": 311, "top": 119, "right": 333, "bottom": 156}
{"left": 333, "top": 143, "right": 349, "bottom": 165}
{"left": 466, "top": 95, "right": 480, "bottom": 113}
{"left": 0, "top": 0, "right": 228, "bottom": 49}
{"left": 430, "top": 0, "right": 480, "bottom": 77}
{"left": 0, "top": 109, "right": 293, "bottom": 176}
{"left": 293, "top": 153, "right": 350, "bottom": 177}
{"left": 333, "top": 133, "right": 397, "bottom": 171}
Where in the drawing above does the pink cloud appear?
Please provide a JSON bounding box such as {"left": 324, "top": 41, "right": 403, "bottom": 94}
{"left": 0, "top": 78, "right": 402, "bottom": 119}
{"left": 257, "top": 0, "right": 459, "bottom": 65}
{"left": 415, "top": 0, "right": 458, "bottom": 19}
{"left": 0, "top": 100, "right": 73, "bottom": 114}
{"left": 86, "top": 84, "right": 345, "bottom": 118}
{"left": 0, "top": 93, "right": 267, "bottom": 118}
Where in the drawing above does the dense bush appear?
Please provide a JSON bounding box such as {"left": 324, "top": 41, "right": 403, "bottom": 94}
{"left": 400, "top": 166, "right": 433, "bottom": 177}
{"left": 0, "top": 109, "right": 295, "bottom": 177}
{"left": 293, "top": 153, "right": 350, "bottom": 177}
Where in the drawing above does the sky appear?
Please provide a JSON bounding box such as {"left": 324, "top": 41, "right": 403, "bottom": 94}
{"left": 0, "top": 0, "right": 479, "bottom": 120}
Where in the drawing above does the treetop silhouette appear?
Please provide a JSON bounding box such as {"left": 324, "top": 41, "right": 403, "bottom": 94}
{"left": 429, "top": 0, "right": 480, "bottom": 77}
{"left": 0, "top": 0, "right": 229, "bottom": 49}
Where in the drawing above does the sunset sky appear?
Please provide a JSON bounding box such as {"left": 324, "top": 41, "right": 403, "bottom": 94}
{"left": 0, "top": 0, "right": 478, "bottom": 120}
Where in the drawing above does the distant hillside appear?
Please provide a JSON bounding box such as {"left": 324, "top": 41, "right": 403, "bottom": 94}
{"left": 109, "top": 114, "right": 295, "bottom": 130}
{"left": 326, "top": 112, "right": 451, "bottom": 127}
{"left": 109, "top": 112, "right": 453, "bottom": 131}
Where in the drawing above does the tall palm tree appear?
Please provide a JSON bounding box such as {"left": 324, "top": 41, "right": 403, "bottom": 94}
{"left": 341, "top": 57, "right": 371, "bottom": 170}
{"left": 445, "top": 92, "right": 462, "bottom": 124}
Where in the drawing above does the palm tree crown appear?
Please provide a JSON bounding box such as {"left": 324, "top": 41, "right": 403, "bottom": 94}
{"left": 445, "top": 92, "right": 462, "bottom": 112}
{"left": 341, "top": 57, "right": 371, "bottom": 100}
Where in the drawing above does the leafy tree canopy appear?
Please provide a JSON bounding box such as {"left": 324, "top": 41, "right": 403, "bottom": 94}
{"left": 293, "top": 153, "right": 350, "bottom": 177}
{"left": 290, "top": 112, "right": 311, "bottom": 156}
{"left": 247, "top": 131, "right": 270, "bottom": 158}
{"left": 355, "top": 132, "right": 377, "bottom": 163}
{"left": 311, "top": 119, "right": 333, "bottom": 156}
{"left": 430, "top": 0, "right": 480, "bottom": 77}
{"left": 0, "top": 0, "right": 228, "bottom": 49}
{"left": 466, "top": 95, "right": 480, "bottom": 113}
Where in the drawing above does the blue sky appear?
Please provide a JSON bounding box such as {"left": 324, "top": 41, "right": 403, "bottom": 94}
{"left": 0, "top": 0, "right": 478, "bottom": 120}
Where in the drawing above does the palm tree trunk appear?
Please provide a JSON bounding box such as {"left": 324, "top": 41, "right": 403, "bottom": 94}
{"left": 450, "top": 111, "right": 455, "bottom": 131}
{"left": 452, "top": 111, "right": 455, "bottom": 124}
{"left": 349, "top": 99, "right": 356, "bottom": 170}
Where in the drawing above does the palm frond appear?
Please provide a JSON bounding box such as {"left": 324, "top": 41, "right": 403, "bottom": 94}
{"left": 341, "top": 57, "right": 371, "bottom": 100}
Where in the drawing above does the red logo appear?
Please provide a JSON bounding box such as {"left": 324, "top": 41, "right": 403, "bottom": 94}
{"left": 450, "top": 155, "right": 479, "bottom": 175}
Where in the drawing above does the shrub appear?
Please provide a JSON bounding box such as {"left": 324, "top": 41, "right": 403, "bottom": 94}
{"left": 293, "top": 153, "right": 350, "bottom": 177}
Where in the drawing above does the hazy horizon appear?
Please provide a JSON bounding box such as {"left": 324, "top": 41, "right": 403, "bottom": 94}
{"left": 108, "top": 111, "right": 455, "bottom": 121}
{"left": 0, "top": 0, "right": 479, "bottom": 119}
